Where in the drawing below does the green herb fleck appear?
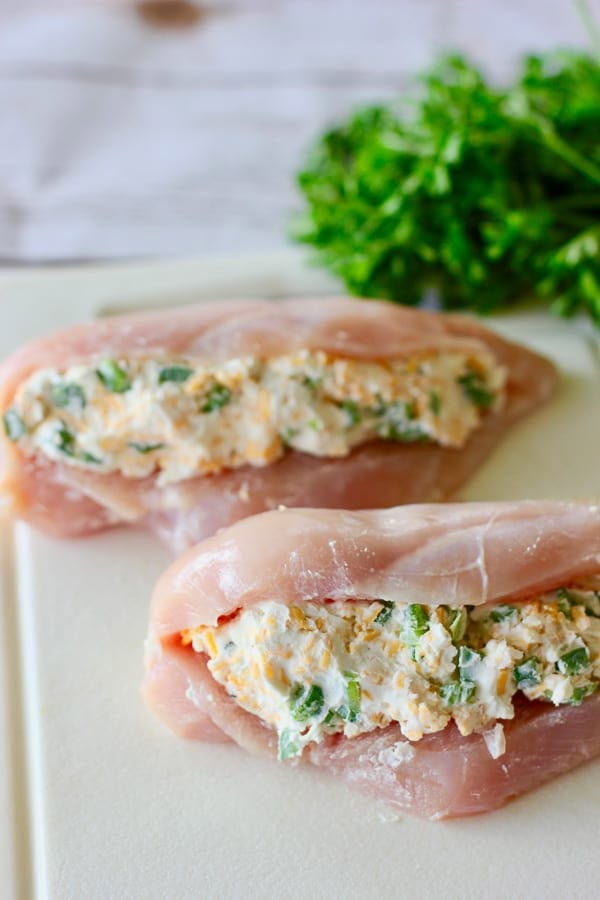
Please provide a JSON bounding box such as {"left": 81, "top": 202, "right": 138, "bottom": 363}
{"left": 557, "top": 646, "right": 590, "bottom": 676}
{"left": 129, "top": 441, "right": 165, "bottom": 454}
{"left": 289, "top": 683, "right": 324, "bottom": 722}
{"left": 374, "top": 600, "right": 395, "bottom": 626}
{"left": 96, "top": 359, "right": 131, "bottom": 393}
{"left": 3, "top": 409, "right": 26, "bottom": 441}
{"left": 52, "top": 382, "right": 86, "bottom": 410}
{"left": 278, "top": 728, "right": 300, "bottom": 760}
{"left": 514, "top": 656, "right": 541, "bottom": 689}
{"left": 202, "top": 384, "right": 231, "bottom": 413}
{"left": 307, "top": 418, "right": 320, "bottom": 431}
{"left": 158, "top": 365, "right": 194, "bottom": 384}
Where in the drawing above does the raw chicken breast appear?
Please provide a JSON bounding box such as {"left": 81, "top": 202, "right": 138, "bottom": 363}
{"left": 0, "top": 299, "right": 556, "bottom": 551}
{"left": 144, "top": 500, "right": 600, "bottom": 819}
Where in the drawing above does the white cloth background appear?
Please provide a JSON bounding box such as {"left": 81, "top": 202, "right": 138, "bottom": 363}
{"left": 0, "top": 0, "right": 597, "bottom": 262}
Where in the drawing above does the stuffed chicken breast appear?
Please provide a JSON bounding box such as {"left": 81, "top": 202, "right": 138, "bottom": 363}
{"left": 144, "top": 500, "right": 600, "bottom": 819}
{"left": 0, "top": 298, "right": 556, "bottom": 551}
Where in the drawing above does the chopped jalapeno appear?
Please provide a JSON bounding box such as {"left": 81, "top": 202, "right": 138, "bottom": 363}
{"left": 439, "top": 680, "right": 477, "bottom": 706}
{"left": 289, "top": 683, "right": 324, "bottom": 722}
{"left": 557, "top": 646, "right": 589, "bottom": 676}
{"left": 570, "top": 683, "right": 597, "bottom": 705}
{"left": 401, "top": 604, "right": 429, "bottom": 645}
{"left": 158, "top": 365, "right": 194, "bottom": 384}
{"left": 374, "top": 600, "right": 395, "bottom": 626}
{"left": 52, "top": 382, "right": 86, "bottom": 410}
{"left": 490, "top": 605, "right": 517, "bottom": 623}
{"left": 129, "top": 441, "right": 165, "bottom": 454}
{"left": 2, "top": 409, "right": 26, "bottom": 441}
{"left": 447, "top": 608, "right": 467, "bottom": 643}
{"left": 428, "top": 390, "right": 441, "bottom": 415}
{"left": 513, "top": 656, "right": 540, "bottom": 689}
{"left": 278, "top": 728, "right": 300, "bottom": 760}
{"left": 342, "top": 671, "right": 361, "bottom": 723}
{"left": 96, "top": 359, "right": 131, "bottom": 393}
{"left": 341, "top": 399, "right": 361, "bottom": 427}
{"left": 457, "top": 369, "right": 494, "bottom": 410}
{"left": 202, "top": 383, "right": 231, "bottom": 413}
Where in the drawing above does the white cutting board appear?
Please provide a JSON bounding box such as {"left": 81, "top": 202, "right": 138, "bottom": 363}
{"left": 1, "top": 251, "right": 599, "bottom": 900}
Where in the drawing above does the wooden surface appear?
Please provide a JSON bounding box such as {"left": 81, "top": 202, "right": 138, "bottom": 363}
{"left": 0, "top": 0, "right": 598, "bottom": 263}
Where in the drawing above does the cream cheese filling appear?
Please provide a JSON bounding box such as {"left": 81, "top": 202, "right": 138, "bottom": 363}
{"left": 187, "top": 582, "right": 600, "bottom": 760}
{"left": 4, "top": 348, "right": 505, "bottom": 484}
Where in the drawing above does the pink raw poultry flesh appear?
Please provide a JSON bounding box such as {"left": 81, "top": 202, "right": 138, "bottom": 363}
{"left": 143, "top": 501, "right": 600, "bottom": 819}
{"left": 0, "top": 298, "right": 556, "bottom": 552}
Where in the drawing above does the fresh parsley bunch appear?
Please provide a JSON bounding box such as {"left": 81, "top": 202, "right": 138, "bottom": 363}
{"left": 294, "top": 53, "right": 600, "bottom": 325}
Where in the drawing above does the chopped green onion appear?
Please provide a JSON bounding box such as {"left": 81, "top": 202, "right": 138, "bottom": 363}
{"left": 439, "top": 680, "right": 477, "bottom": 706}
{"left": 556, "top": 587, "right": 576, "bottom": 620}
{"left": 557, "top": 646, "right": 590, "bottom": 676}
{"left": 490, "top": 605, "right": 517, "bottom": 623}
{"left": 401, "top": 604, "right": 429, "bottom": 645}
{"left": 52, "top": 382, "right": 86, "bottom": 410}
{"left": 446, "top": 608, "right": 467, "bottom": 643}
{"left": 79, "top": 451, "right": 103, "bottom": 464}
{"left": 280, "top": 427, "right": 299, "bottom": 448}
{"left": 428, "top": 391, "right": 441, "bottom": 416}
{"left": 289, "top": 683, "right": 324, "bottom": 722}
{"left": 374, "top": 600, "right": 395, "bottom": 626}
{"left": 341, "top": 399, "right": 361, "bottom": 427}
{"left": 457, "top": 369, "right": 494, "bottom": 410}
{"left": 96, "top": 359, "right": 131, "bottom": 393}
{"left": 278, "top": 728, "right": 300, "bottom": 760}
{"left": 158, "top": 365, "right": 194, "bottom": 384}
{"left": 302, "top": 375, "right": 322, "bottom": 391}
{"left": 380, "top": 423, "right": 431, "bottom": 442}
{"left": 514, "top": 656, "right": 541, "bottom": 689}
{"left": 342, "top": 671, "right": 361, "bottom": 723}
{"left": 307, "top": 418, "right": 320, "bottom": 431}
{"left": 55, "top": 424, "right": 75, "bottom": 456}
{"left": 457, "top": 646, "right": 482, "bottom": 677}
{"left": 404, "top": 400, "right": 418, "bottom": 420}
{"left": 202, "top": 383, "right": 232, "bottom": 413}
{"left": 129, "top": 441, "right": 165, "bottom": 454}
{"left": 323, "top": 709, "right": 339, "bottom": 725}
{"left": 570, "top": 683, "right": 597, "bottom": 706}
{"left": 3, "top": 409, "right": 26, "bottom": 441}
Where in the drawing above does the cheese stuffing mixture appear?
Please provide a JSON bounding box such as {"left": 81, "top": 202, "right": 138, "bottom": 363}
{"left": 3, "top": 349, "right": 504, "bottom": 484}
{"left": 187, "top": 583, "right": 600, "bottom": 760}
